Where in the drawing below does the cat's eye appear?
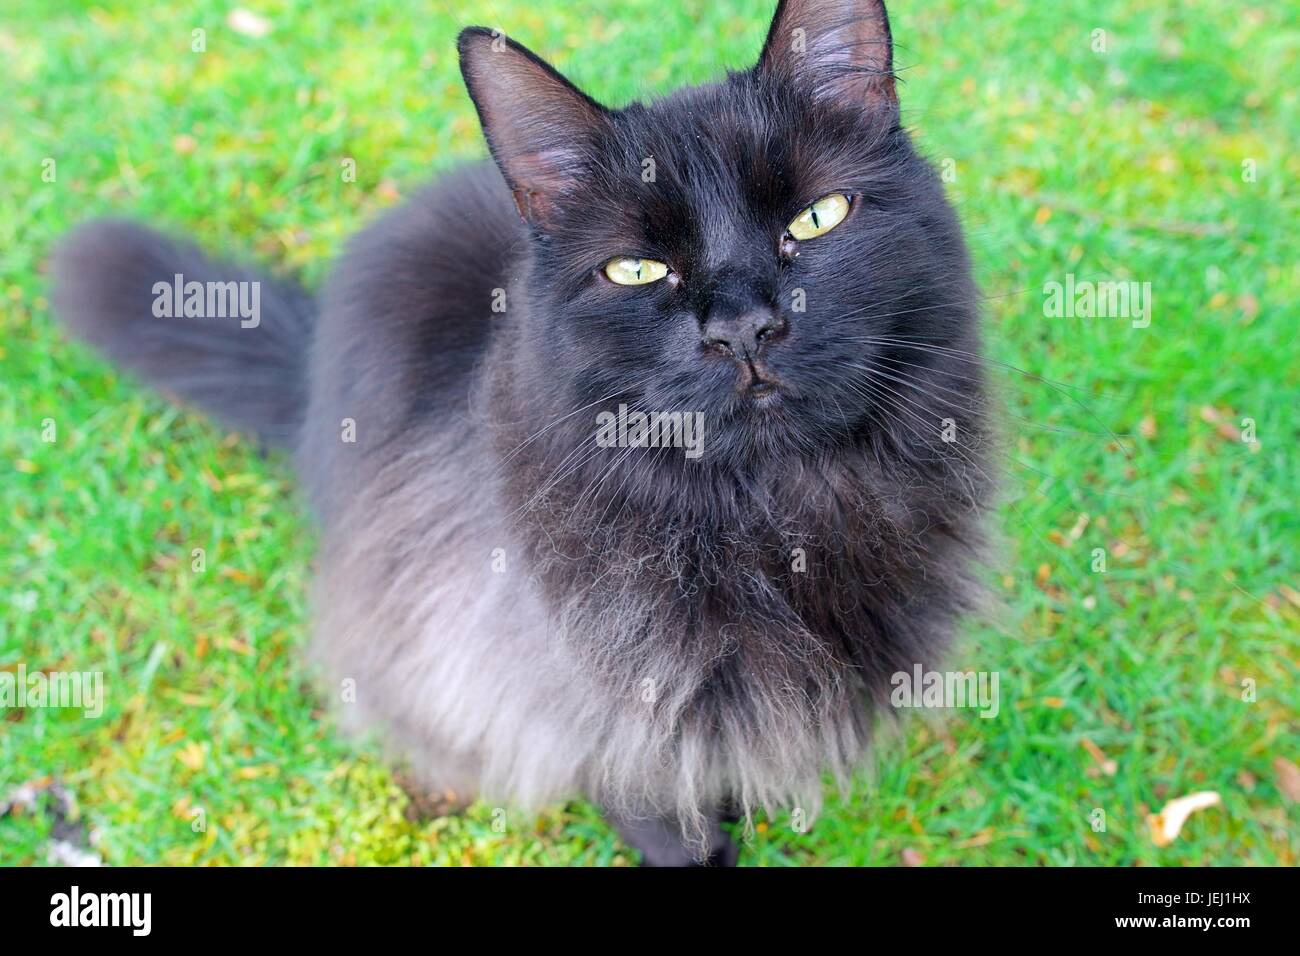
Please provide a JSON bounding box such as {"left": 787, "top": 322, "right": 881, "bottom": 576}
{"left": 786, "top": 193, "right": 852, "bottom": 241}
{"left": 604, "top": 256, "right": 670, "bottom": 286}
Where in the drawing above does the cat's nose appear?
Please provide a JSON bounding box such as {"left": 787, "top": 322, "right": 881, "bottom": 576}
{"left": 701, "top": 308, "right": 785, "bottom": 359}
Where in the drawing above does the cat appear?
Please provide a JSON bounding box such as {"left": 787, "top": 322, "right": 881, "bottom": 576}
{"left": 50, "top": 0, "right": 994, "bottom": 866}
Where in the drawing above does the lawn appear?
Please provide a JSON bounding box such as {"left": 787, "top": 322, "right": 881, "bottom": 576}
{"left": 1, "top": 0, "right": 1297, "bottom": 865}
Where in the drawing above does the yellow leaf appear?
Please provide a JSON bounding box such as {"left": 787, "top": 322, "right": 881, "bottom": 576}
{"left": 176, "top": 741, "right": 205, "bottom": 771}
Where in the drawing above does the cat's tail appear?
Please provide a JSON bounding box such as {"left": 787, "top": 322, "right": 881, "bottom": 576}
{"left": 50, "top": 219, "right": 314, "bottom": 449}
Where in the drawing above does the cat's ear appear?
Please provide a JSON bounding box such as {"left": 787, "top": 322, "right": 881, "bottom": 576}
{"left": 757, "top": 0, "right": 897, "bottom": 113}
{"left": 458, "top": 27, "right": 611, "bottom": 228}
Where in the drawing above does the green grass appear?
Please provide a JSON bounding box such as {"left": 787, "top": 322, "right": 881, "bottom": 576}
{"left": 2, "top": 0, "right": 1297, "bottom": 866}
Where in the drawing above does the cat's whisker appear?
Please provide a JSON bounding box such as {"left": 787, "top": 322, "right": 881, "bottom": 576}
{"left": 595, "top": 441, "right": 677, "bottom": 527}
{"left": 830, "top": 369, "right": 1001, "bottom": 516}
{"left": 573, "top": 441, "right": 643, "bottom": 515}
{"left": 843, "top": 333, "right": 1082, "bottom": 393}
{"left": 495, "top": 377, "right": 657, "bottom": 467}
{"left": 847, "top": 334, "right": 1131, "bottom": 456}
{"left": 834, "top": 359, "right": 1157, "bottom": 508}
{"left": 828, "top": 280, "right": 1041, "bottom": 326}
{"left": 509, "top": 437, "right": 603, "bottom": 519}
{"left": 515, "top": 390, "right": 670, "bottom": 518}
{"left": 840, "top": 389, "right": 984, "bottom": 508}
{"left": 839, "top": 360, "right": 1057, "bottom": 489}
{"left": 861, "top": 352, "right": 1121, "bottom": 440}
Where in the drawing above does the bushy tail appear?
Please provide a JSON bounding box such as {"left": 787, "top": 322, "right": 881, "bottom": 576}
{"left": 50, "top": 220, "right": 314, "bottom": 449}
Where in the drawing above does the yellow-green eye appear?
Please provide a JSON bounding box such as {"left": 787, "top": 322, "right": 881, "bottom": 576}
{"left": 786, "top": 193, "right": 852, "bottom": 241}
{"left": 604, "top": 257, "right": 669, "bottom": 285}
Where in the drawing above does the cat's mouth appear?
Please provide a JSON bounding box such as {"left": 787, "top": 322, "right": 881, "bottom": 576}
{"left": 740, "top": 361, "right": 783, "bottom": 402}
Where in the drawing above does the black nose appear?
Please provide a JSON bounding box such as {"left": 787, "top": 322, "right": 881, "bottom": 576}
{"left": 701, "top": 308, "right": 784, "bottom": 358}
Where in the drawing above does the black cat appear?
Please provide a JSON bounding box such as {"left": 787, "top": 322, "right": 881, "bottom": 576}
{"left": 51, "top": 0, "right": 994, "bottom": 866}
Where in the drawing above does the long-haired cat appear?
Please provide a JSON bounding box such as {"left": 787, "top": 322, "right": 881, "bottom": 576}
{"left": 51, "top": 0, "right": 993, "bottom": 865}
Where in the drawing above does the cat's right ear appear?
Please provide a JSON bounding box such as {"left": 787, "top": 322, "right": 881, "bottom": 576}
{"left": 757, "top": 0, "right": 898, "bottom": 115}
{"left": 458, "top": 27, "right": 611, "bottom": 229}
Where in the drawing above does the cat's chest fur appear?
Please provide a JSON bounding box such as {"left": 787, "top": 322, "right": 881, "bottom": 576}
{"left": 311, "top": 391, "right": 982, "bottom": 830}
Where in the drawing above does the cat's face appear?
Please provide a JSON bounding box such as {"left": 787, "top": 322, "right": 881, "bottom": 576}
{"left": 462, "top": 0, "right": 979, "bottom": 465}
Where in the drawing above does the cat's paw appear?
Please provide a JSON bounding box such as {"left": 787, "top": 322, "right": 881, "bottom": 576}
{"left": 394, "top": 771, "right": 474, "bottom": 821}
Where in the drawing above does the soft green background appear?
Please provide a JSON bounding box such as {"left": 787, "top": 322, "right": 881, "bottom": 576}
{"left": 1, "top": 0, "right": 1297, "bottom": 865}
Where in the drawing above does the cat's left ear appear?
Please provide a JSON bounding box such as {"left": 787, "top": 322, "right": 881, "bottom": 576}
{"left": 757, "top": 0, "right": 898, "bottom": 114}
{"left": 458, "top": 27, "right": 612, "bottom": 228}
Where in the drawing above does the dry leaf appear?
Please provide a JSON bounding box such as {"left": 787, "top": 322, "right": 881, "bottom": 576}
{"left": 1276, "top": 585, "right": 1300, "bottom": 611}
{"left": 1081, "top": 737, "right": 1118, "bottom": 776}
{"left": 1147, "top": 791, "right": 1220, "bottom": 846}
{"left": 1273, "top": 758, "right": 1300, "bottom": 803}
{"left": 956, "top": 827, "right": 995, "bottom": 849}
{"left": 1198, "top": 405, "right": 1241, "bottom": 442}
{"left": 237, "top": 764, "right": 277, "bottom": 780}
{"left": 1237, "top": 293, "right": 1259, "bottom": 323}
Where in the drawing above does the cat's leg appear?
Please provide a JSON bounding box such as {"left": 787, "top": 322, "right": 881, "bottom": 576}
{"left": 608, "top": 809, "right": 739, "bottom": 867}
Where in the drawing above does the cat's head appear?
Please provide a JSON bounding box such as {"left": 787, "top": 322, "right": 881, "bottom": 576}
{"left": 460, "top": 0, "right": 980, "bottom": 467}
